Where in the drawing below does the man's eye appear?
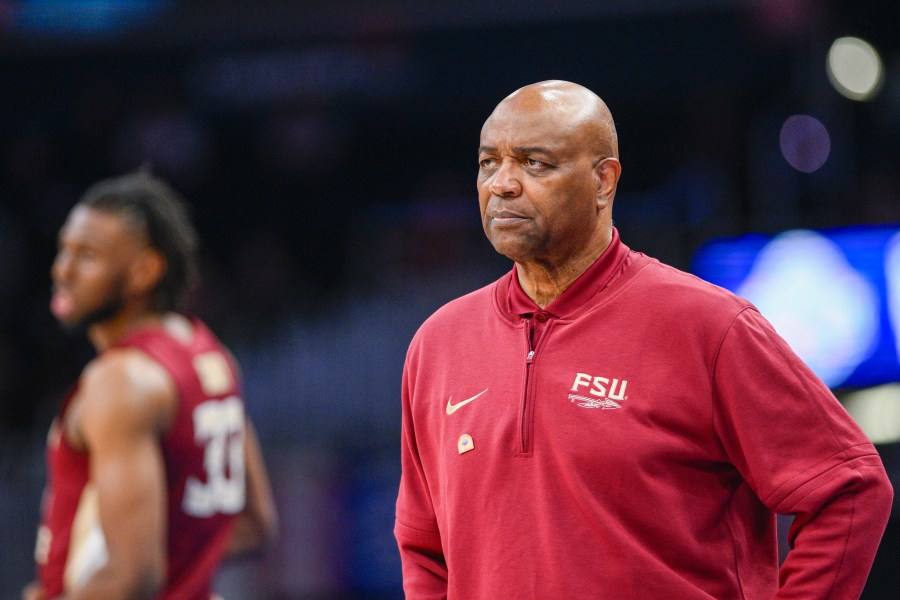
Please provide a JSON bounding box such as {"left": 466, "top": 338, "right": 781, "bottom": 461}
{"left": 479, "top": 158, "right": 496, "bottom": 169}
{"left": 524, "top": 158, "right": 545, "bottom": 168}
{"left": 76, "top": 248, "right": 99, "bottom": 261}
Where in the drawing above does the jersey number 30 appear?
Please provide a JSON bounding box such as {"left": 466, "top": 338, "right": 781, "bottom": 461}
{"left": 183, "top": 396, "right": 246, "bottom": 517}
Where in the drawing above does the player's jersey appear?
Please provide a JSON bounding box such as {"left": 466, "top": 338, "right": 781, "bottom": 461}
{"left": 36, "top": 318, "right": 246, "bottom": 600}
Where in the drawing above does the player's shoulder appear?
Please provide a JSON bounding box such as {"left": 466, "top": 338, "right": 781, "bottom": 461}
{"left": 85, "top": 344, "right": 170, "bottom": 384}
{"left": 79, "top": 346, "right": 177, "bottom": 422}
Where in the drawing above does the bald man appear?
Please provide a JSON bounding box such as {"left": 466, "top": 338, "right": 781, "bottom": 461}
{"left": 394, "top": 81, "right": 892, "bottom": 599}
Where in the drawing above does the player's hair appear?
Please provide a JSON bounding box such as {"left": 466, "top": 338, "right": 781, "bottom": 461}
{"left": 78, "top": 170, "right": 199, "bottom": 311}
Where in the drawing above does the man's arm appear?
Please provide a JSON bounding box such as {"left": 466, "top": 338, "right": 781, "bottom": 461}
{"left": 394, "top": 362, "right": 448, "bottom": 599}
{"left": 776, "top": 456, "right": 892, "bottom": 596}
{"left": 713, "top": 309, "right": 893, "bottom": 598}
{"left": 226, "top": 418, "right": 278, "bottom": 556}
{"left": 394, "top": 517, "right": 447, "bottom": 599}
{"left": 67, "top": 350, "right": 175, "bottom": 600}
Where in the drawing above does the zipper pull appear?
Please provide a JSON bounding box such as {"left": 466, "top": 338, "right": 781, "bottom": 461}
{"left": 524, "top": 318, "right": 534, "bottom": 364}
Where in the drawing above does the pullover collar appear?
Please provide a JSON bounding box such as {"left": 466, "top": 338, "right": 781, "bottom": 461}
{"left": 503, "top": 227, "right": 632, "bottom": 322}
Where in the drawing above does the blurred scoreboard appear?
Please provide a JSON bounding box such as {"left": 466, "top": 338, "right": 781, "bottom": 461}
{"left": 691, "top": 225, "right": 900, "bottom": 390}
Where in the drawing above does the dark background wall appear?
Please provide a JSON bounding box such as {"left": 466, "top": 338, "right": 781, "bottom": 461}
{"left": 1, "top": 1, "right": 898, "bottom": 598}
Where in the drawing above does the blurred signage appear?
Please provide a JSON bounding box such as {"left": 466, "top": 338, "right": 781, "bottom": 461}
{"left": 11, "top": 0, "right": 170, "bottom": 35}
{"left": 691, "top": 225, "right": 900, "bottom": 389}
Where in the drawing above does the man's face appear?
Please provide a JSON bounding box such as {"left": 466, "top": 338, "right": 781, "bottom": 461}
{"left": 50, "top": 205, "right": 143, "bottom": 332}
{"left": 476, "top": 96, "right": 603, "bottom": 267}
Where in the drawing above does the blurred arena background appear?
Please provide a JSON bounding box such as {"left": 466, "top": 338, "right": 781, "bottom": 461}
{"left": 0, "top": 1, "right": 898, "bottom": 598}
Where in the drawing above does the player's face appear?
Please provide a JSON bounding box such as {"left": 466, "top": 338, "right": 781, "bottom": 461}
{"left": 50, "top": 206, "right": 143, "bottom": 332}
{"left": 476, "top": 99, "right": 603, "bottom": 267}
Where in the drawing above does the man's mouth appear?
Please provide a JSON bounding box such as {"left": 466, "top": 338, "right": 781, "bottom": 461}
{"left": 50, "top": 289, "right": 75, "bottom": 319}
{"left": 490, "top": 210, "right": 528, "bottom": 226}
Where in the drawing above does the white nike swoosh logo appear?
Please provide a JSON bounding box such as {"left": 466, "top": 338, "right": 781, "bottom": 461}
{"left": 446, "top": 389, "right": 489, "bottom": 415}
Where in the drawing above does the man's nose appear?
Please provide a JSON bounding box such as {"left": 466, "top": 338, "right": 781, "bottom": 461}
{"left": 51, "top": 251, "right": 71, "bottom": 283}
{"left": 489, "top": 160, "right": 522, "bottom": 197}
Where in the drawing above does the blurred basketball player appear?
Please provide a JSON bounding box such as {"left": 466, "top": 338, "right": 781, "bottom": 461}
{"left": 23, "top": 171, "right": 277, "bottom": 600}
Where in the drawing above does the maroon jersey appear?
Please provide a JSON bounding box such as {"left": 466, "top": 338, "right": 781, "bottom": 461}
{"left": 36, "top": 318, "right": 246, "bottom": 599}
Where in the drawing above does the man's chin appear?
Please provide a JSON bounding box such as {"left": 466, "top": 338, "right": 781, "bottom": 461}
{"left": 489, "top": 240, "right": 538, "bottom": 264}
{"left": 56, "top": 316, "right": 91, "bottom": 337}
{"left": 55, "top": 300, "right": 123, "bottom": 336}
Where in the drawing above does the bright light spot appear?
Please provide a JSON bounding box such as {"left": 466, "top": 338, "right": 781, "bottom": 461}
{"left": 842, "top": 384, "right": 900, "bottom": 444}
{"left": 737, "top": 230, "right": 879, "bottom": 388}
{"left": 827, "top": 36, "right": 884, "bottom": 101}
{"left": 779, "top": 115, "right": 830, "bottom": 173}
{"left": 886, "top": 231, "right": 900, "bottom": 362}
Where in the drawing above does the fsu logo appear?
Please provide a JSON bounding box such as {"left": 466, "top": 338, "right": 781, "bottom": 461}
{"left": 568, "top": 372, "right": 628, "bottom": 410}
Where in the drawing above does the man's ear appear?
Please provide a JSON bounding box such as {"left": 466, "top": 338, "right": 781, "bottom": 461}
{"left": 128, "top": 248, "right": 167, "bottom": 296}
{"left": 595, "top": 158, "right": 622, "bottom": 210}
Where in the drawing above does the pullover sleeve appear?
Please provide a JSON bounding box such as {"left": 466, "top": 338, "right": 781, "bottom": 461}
{"left": 395, "top": 356, "right": 448, "bottom": 599}
{"left": 712, "top": 308, "right": 893, "bottom": 599}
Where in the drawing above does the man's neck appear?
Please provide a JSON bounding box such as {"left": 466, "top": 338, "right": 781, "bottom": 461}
{"left": 88, "top": 307, "right": 164, "bottom": 351}
{"left": 516, "top": 237, "right": 612, "bottom": 309}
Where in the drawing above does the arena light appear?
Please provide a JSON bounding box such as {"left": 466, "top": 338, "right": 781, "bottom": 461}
{"left": 826, "top": 36, "right": 884, "bottom": 101}
{"left": 842, "top": 384, "right": 900, "bottom": 445}
{"left": 779, "top": 114, "right": 830, "bottom": 173}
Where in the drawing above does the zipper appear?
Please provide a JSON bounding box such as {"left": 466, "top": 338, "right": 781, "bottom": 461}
{"left": 521, "top": 321, "right": 535, "bottom": 455}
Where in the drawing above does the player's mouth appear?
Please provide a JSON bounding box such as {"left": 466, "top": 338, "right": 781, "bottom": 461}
{"left": 50, "top": 288, "right": 75, "bottom": 319}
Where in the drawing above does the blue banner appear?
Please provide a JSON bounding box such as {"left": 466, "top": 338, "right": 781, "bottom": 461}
{"left": 691, "top": 225, "right": 900, "bottom": 390}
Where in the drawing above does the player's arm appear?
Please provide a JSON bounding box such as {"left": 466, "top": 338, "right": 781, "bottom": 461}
{"left": 226, "top": 417, "right": 278, "bottom": 556}
{"left": 68, "top": 350, "right": 176, "bottom": 600}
